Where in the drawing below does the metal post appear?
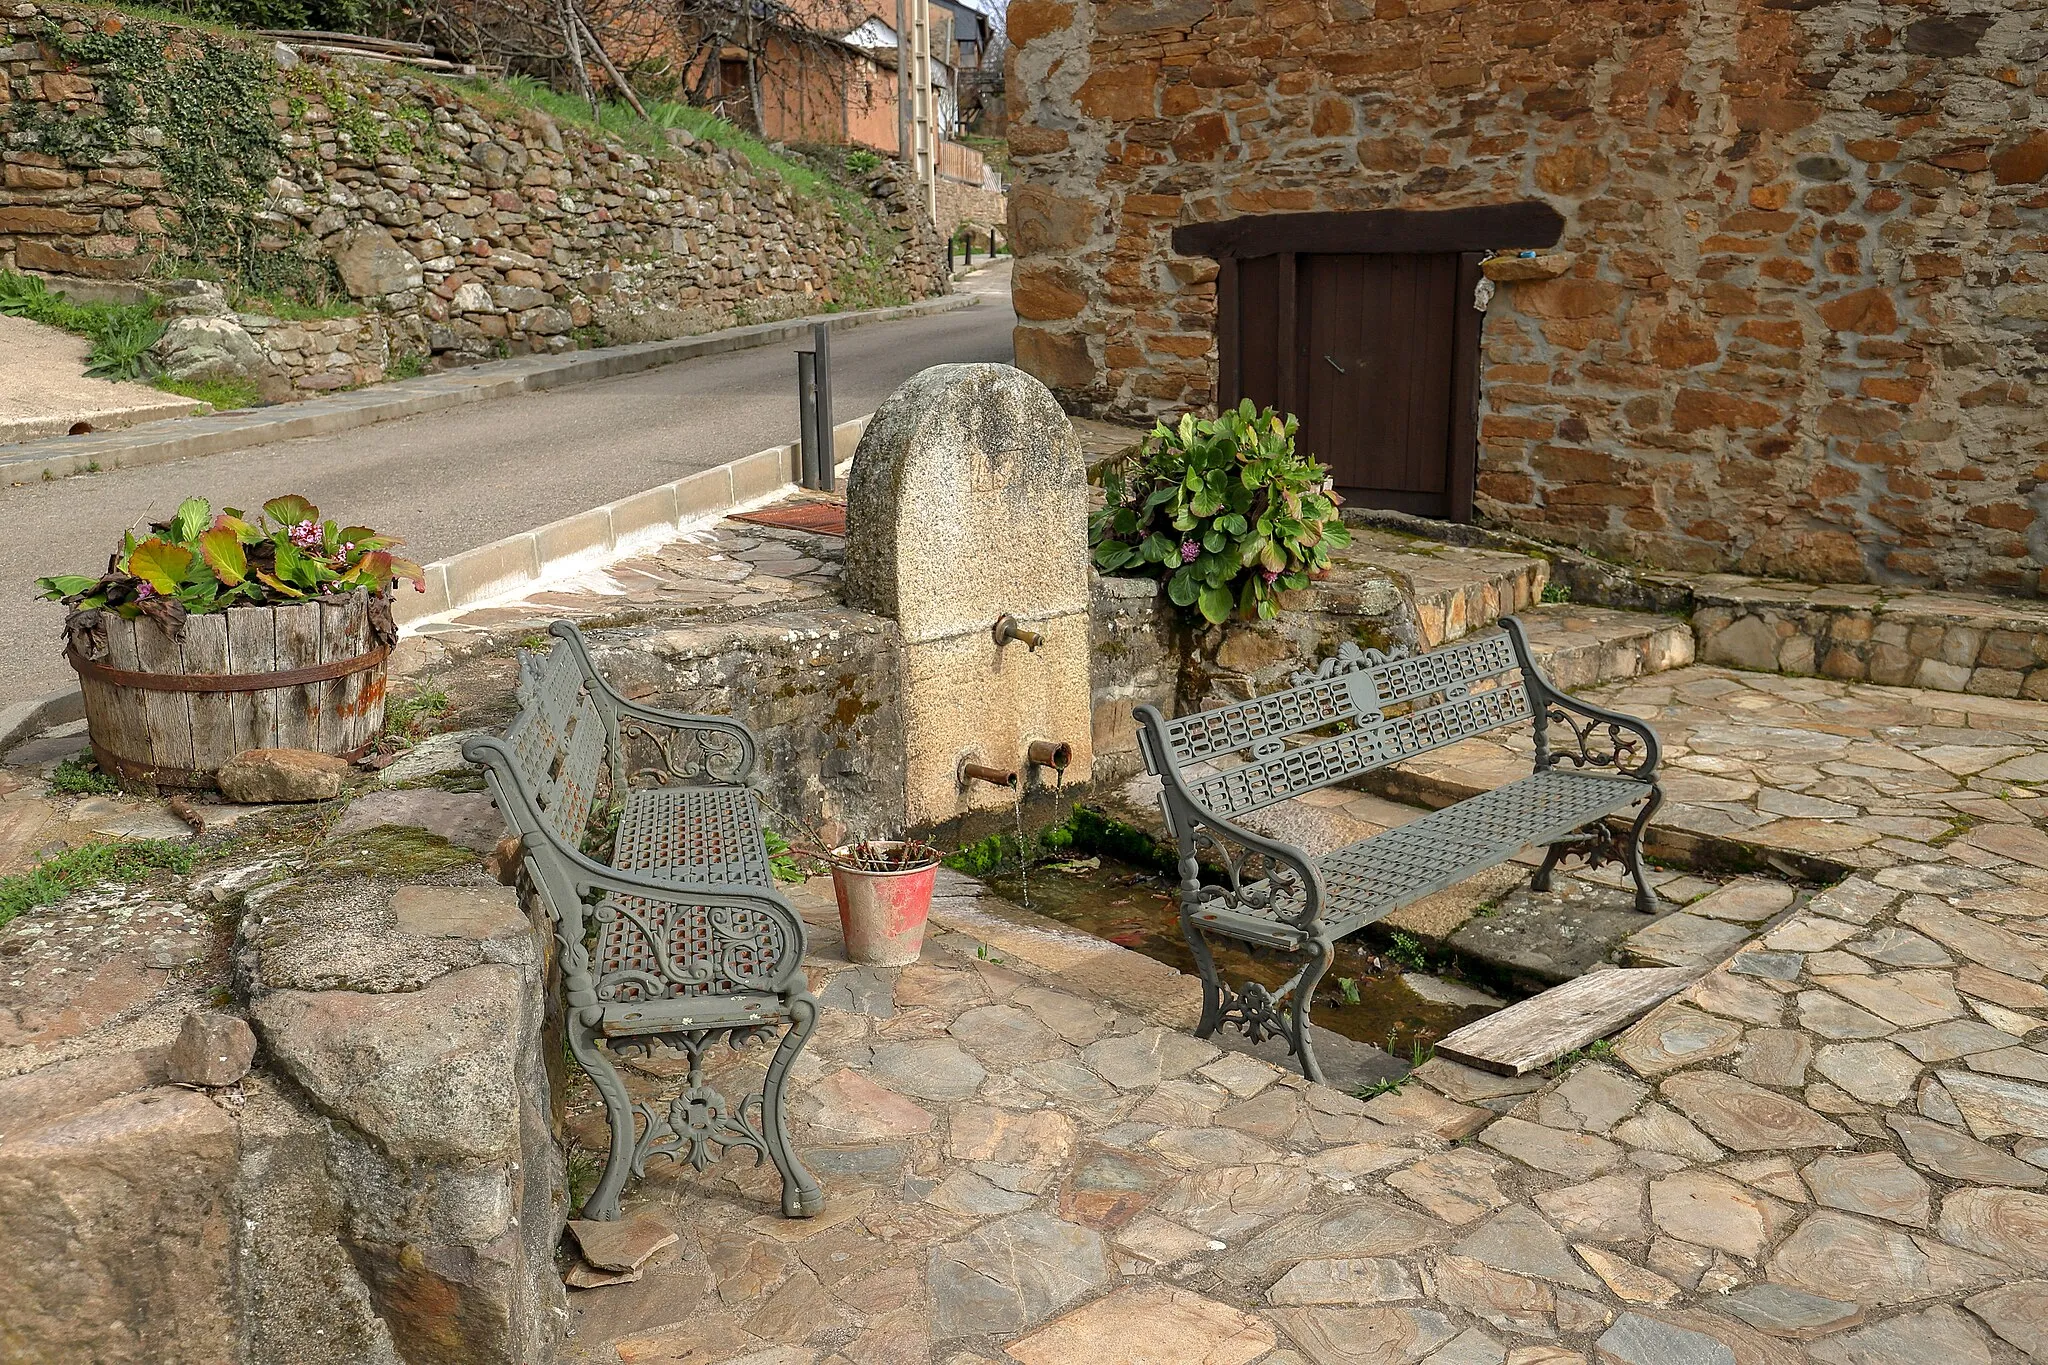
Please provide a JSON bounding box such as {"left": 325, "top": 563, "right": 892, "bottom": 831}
{"left": 947, "top": 236, "right": 954, "bottom": 274}
{"left": 811, "top": 321, "right": 834, "bottom": 492}
{"left": 965, "top": 231, "right": 973, "bottom": 267}
{"left": 797, "top": 349, "right": 820, "bottom": 490}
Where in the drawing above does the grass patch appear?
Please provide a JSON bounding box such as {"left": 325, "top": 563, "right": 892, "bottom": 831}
{"left": 1543, "top": 1038, "right": 1617, "bottom": 1078}
{"left": 48, "top": 754, "right": 122, "bottom": 796}
{"left": 155, "top": 374, "right": 263, "bottom": 410}
{"left": 386, "top": 682, "right": 452, "bottom": 746}
{"left": 0, "top": 271, "right": 165, "bottom": 381}
{"left": 0, "top": 839, "right": 196, "bottom": 929}
{"left": 456, "top": 77, "right": 871, "bottom": 223}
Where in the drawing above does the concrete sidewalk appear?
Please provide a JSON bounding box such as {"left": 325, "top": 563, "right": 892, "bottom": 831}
{"left": 0, "top": 292, "right": 975, "bottom": 486}
{"left": 0, "top": 313, "right": 201, "bottom": 444}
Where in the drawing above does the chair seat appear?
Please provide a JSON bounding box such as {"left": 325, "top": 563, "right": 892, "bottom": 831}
{"left": 1188, "top": 769, "right": 1654, "bottom": 949}
{"left": 613, "top": 785, "right": 774, "bottom": 887}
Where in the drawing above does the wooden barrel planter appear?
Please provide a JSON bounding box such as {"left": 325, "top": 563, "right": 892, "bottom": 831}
{"left": 68, "top": 590, "right": 391, "bottom": 788}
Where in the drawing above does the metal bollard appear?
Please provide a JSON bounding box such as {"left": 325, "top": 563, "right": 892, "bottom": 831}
{"left": 811, "top": 321, "right": 834, "bottom": 493}
{"left": 797, "top": 349, "right": 820, "bottom": 490}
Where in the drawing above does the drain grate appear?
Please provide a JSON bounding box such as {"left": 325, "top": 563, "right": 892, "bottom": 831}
{"left": 730, "top": 499, "right": 847, "bottom": 537}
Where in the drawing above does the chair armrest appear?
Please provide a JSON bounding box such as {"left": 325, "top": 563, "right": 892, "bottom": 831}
{"left": 1498, "top": 616, "right": 1662, "bottom": 782}
{"left": 546, "top": 621, "right": 760, "bottom": 784}
{"left": 1134, "top": 704, "right": 1328, "bottom": 933}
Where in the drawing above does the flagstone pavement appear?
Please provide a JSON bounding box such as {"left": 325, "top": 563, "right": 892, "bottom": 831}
{"left": 565, "top": 665, "right": 2048, "bottom": 1365}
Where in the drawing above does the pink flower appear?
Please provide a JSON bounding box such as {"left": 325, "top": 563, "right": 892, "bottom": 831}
{"left": 134, "top": 581, "right": 157, "bottom": 600}
{"left": 1262, "top": 568, "right": 1280, "bottom": 585}
{"left": 1180, "top": 540, "right": 1200, "bottom": 563}
{"left": 289, "top": 519, "right": 323, "bottom": 550}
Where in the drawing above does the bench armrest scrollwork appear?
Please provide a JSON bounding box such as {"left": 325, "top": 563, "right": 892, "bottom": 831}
{"left": 1135, "top": 705, "right": 1328, "bottom": 934}
{"left": 544, "top": 621, "right": 760, "bottom": 786}
{"left": 1498, "top": 616, "right": 1661, "bottom": 782}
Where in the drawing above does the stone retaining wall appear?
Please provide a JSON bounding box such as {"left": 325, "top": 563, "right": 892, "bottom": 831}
{"left": 2, "top": 3, "right": 947, "bottom": 391}
{"left": 1006, "top": 0, "right": 2048, "bottom": 594}
{"left": 1693, "top": 579, "right": 2048, "bottom": 699}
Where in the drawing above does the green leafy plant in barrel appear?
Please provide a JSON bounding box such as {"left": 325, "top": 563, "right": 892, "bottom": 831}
{"left": 36, "top": 494, "right": 424, "bottom": 629}
{"left": 1089, "top": 401, "right": 1350, "bottom": 624}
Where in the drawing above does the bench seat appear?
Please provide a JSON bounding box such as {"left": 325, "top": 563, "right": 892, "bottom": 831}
{"left": 615, "top": 785, "right": 775, "bottom": 886}
{"left": 1136, "top": 616, "right": 1664, "bottom": 1084}
{"left": 1195, "top": 769, "right": 1656, "bottom": 951}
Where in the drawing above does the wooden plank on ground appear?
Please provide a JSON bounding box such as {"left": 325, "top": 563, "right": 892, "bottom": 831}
{"left": 1435, "top": 966, "right": 1697, "bottom": 1076}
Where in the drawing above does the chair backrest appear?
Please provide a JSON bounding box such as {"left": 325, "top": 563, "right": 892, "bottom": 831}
{"left": 1145, "top": 628, "right": 1533, "bottom": 821}
{"left": 498, "top": 643, "right": 610, "bottom": 851}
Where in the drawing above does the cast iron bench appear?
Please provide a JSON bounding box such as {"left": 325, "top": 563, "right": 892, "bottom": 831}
{"left": 1134, "top": 616, "right": 1662, "bottom": 1084}
{"left": 464, "top": 621, "right": 823, "bottom": 1221}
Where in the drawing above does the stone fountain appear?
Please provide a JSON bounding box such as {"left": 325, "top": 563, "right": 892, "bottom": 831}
{"left": 845, "top": 363, "right": 1092, "bottom": 826}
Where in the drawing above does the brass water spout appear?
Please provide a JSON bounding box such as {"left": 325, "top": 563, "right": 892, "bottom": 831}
{"left": 959, "top": 759, "right": 1019, "bottom": 789}
{"left": 992, "top": 615, "right": 1043, "bottom": 650}
{"left": 1026, "top": 740, "right": 1071, "bottom": 771}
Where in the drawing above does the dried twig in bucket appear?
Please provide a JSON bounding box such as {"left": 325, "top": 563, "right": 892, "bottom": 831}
{"left": 834, "top": 838, "right": 941, "bottom": 872}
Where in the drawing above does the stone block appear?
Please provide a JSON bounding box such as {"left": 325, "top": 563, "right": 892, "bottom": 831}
{"left": 1915, "top": 658, "right": 1973, "bottom": 692}
{"left": 532, "top": 506, "right": 612, "bottom": 565}
{"left": 0, "top": 1088, "right": 238, "bottom": 1363}
{"left": 730, "top": 445, "right": 794, "bottom": 502}
{"left": 167, "top": 1010, "right": 259, "bottom": 1086}
{"left": 440, "top": 533, "right": 540, "bottom": 608}
{"left": 673, "top": 465, "right": 734, "bottom": 520}
{"left": 253, "top": 964, "right": 530, "bottom": 1165}
{"left": 217, "top": 747, "right": 351, "bottom": 803}
{"left": 1967, "top": 667, "right": 2023, "bottom": 698}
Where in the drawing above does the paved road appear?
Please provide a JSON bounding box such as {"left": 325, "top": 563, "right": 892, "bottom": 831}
{"left": 0, "top": 263, "right": 1014, "bottom": 708}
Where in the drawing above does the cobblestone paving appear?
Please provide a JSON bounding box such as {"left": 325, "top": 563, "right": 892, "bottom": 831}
{"left": 564, "top": 665, "right": 2048, "bottom": 1364}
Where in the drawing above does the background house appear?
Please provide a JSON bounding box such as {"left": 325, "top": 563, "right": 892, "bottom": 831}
{"left": 1004, "top": 0, "right": 2048, "bottom": 593}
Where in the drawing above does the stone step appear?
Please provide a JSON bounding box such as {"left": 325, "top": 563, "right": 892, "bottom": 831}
{"left": 1515, "top": 602, "right": 1696, "bottom": 692}
{"left": 1343, "top": 527, "right": 1547, "bottom": 648}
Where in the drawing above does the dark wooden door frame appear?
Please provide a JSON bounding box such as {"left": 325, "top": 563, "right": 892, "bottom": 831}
{"left": 1187, "top": 204, "right": 1564, "bottom": 524}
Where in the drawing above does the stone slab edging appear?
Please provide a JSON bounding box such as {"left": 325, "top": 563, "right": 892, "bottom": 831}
{"left": 0, "top": 416, "right": 868, "bottom": 759}
{"left": 0, "top": 293, "right": 974, "bottom": 486}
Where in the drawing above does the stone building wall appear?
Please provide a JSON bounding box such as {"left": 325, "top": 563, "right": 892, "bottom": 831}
{"left": 936, "top": 175, "right": 1008, "bottom": 241}
{"left": 1, "top": 3, "right": 947, "bottom": 389}
{"left": 1006, "top": 0, "right": 2048, "bottom": 591}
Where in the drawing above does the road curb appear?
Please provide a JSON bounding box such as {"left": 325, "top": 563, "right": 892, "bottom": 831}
{"left": 0, "top": 293, "right": 974, "bottom": 486}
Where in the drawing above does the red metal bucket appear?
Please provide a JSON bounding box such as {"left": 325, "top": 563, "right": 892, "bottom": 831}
{"left": 829, "top": 843, "right": 940, "bottom": 966}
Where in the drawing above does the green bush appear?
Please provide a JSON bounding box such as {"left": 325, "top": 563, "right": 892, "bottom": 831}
{"left": 1089, "top": 402, "right": 1350, "bottom": 624}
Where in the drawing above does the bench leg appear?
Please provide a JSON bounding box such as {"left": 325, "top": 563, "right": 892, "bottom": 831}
{"left": 762, "top": 995, "right": 825, "bottom": 1218}
{"left": 1180, "top": 909, "right": 1228, "bottom": 1040}
{"left": 1624, "top": 786, "right": 1664, "bottom": 914}
{"left": 569, "top": 1013, "right": 637, "bottom": 1222}
{"left": 1180, "top": 906, "right": 1337, "bottom": 1085}
{"left": 1531, "top": 788, "right": 1665, "bottom": 914}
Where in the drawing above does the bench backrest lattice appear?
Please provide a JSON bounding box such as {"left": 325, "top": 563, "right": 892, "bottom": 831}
{"left": 502, "top": 645, "right": 611, "bottom": 850}
{"left": 1153, "top": 634, "right": 1529, "bottom": 822}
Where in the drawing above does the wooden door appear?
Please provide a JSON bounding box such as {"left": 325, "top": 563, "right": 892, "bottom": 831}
{"left": 1221, "top": 249, "right": 1482, "bottom": 521}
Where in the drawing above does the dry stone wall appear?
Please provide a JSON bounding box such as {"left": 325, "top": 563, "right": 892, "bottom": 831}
{"left": 1006, "top": 0, "right": 2048, "bottom": 593}
{"left": 1, "top": 3, "right": 946, "bottom": 393}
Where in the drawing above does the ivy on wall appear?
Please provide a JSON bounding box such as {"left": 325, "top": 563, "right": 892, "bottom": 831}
{"left": 9, "top": 16, "right": 328, "bottom": 297}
